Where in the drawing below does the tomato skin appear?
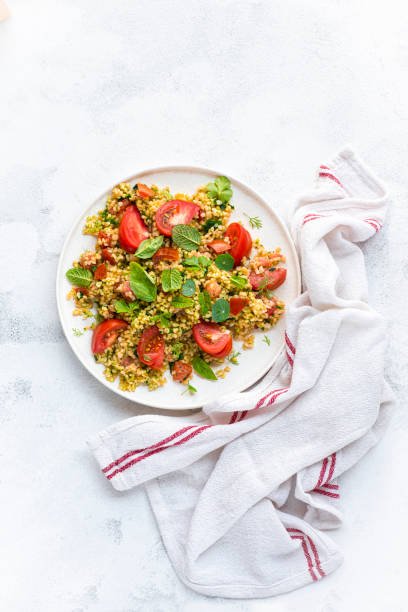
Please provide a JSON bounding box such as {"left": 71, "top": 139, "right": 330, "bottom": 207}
{"left": 119, "top": 205, "right": 150, "bottom": 253}
{"left": 211, "top": 334, "right": 233, "bottom": 358}
{"left": 91, "top": 319, "right": 128, "bottom": 354}
{"left": 225, "top": 223, "right": 252, "bottom": 265}
{"left": 172, "top": 361, "right": 193, "bottom": 382}
{"left": 136, "top": 183, "right": 154, "bottom": 199}
{"left": 152, "top": 247, "right": 180, "bottom": 263}
{"left": 207, "top": 240, "right": 231, "bottom": 254}
{"left": 229, "top": 296, "right": 249, "bottom": 316}
{"left": 94, "top": 263, "right": 107, "bottom": 280}
{"left": 137, "top": 325, "right": 165, "bottom": 370}
{"left": 101, "top": 248, "right": 116, "bottom": 264}
{"left": 192, "top": 322, "right": 231, "bottom": 356}
{"left": 249, "top": 268, "right": 287, "bottom": 291}
{"left": 155, "top": 200, "right": 200, "bottom": 236}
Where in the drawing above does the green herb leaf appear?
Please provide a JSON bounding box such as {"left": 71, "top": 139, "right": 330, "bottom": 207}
{"left": 171, "top": 342, "right": 183, "bottom": 358}
{"left": 230, "top": 275, "right": 248, "bottom": 289}
{"left": 228, "top": 350, "right": 241, "bottom": 365}
{"left": 198, "top": 256, "right": 211, "bottom": 268}
{"left": 214, "top": 253, "right": 234, "bottom": 271}
{"left": 135, "top": 235, "right": 163, "bottom": 259}
{"left": 198, "top": 290, "right": 211, "bottom": 315}
{"left": 206, "top": 176, "right": 233, "bottom": 204}
{"left": 182, "top": 382, "right": 198, "bottom": 395}
{"left": 129, "top": 262, "right": 157, "bottom": 302}
{"left": 244, "top": 213, "right": 263, "bottom": 229}
{"left": 202, "top": 218, "right": 221, "bottom": 233}
{"left": 72, "top": 328, "right": 84, "bottom": 337}
{"left": 161, "top": 269, "right": 182, "bottom": 292}
{"left": 192, "top": 356, "right": 217, "bottom": 380}
{"left": 181, "top": 279, "right": 196, "bottom": 297}
{"left": 151, "top": 313, "right": 172, "bottom": 328}
{"left": 212, "top": 298, "right": 230, "bottom": 322}
{"left": 183, "top": 256, "right": 199, "bottom": 267}
{"left": 114, "top": 299, "right": 140, "bottom": 315}
{"left": 172, "top": 225, "right": 201, "bottom": 251}
{"left": 263, "top": 335, "right": 271, "bottom": 346}
{"left": 66, "top": 267, "right": 93, "bottom": 288}
{"left": 171, "top": 295, "right": 195, "bottom": 309}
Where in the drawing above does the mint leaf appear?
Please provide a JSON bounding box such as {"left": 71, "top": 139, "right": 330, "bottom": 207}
{"left": 114, "top": 299, "right": 139, "bottom": 315}
{"left": 66, "top": 267, "right": 93, "bottom": 287}
{"left": 198, "top": 290, "right": 211, "bottom": 315}
{"left": 161, "top": 269, "right": 182, "bottom": 292}
{"left": 192, "top": 356, "right": 217, "bottom": 380}
{"left": 206, "top": 176, "right": 233, "bottom": 204}
{"left": 171, "top": 295, "right": 195, "bottom": 309}
{"left": 214, "top": 253, "right": 234, "bottom": 271}
{"left": 135, "top": 235, "right": 163, "bottom": 259}
{"left": 172, "top": 225, "right": 201, "bottom": 251}
{"left": 129, "top": 262, "right": 157, "bottom": 302}
{"left": 198, "top": 256, "right": 211, "bottom": 268}
{"left": 181, "top": 279, "right": 196, "bottom": 297}
{"left": 151, "top": 313, "right": 172, "bottom": 328}
{"left": 212, "top": 298, "right": 230, "bottom": 322}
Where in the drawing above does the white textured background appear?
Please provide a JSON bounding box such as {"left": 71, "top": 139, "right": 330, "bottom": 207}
{"left": 1, "top": 1, "right": 407, "bottom": 611}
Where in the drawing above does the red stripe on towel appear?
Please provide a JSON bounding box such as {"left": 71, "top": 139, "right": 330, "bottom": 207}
{"left": 286, "top": 351, "right": 294, "bottom": 367}
{"left": 287, "top": 528, "right": 325, "bottom": 581}
{"left": 102, "top": 425, "right": 199, "bottom": 474}
{"left": 285, "top": 331, "right": 296, "bottom": 354}
{"left": 313, "top": 488, "right": 340, "bottom": 499}
{"left": 315, "top": 457, "right": 329, "bottom": 489}
{"left": 105, "top": 425, "right": 212, "bottom": 479}
{"left": 325, "top": 453, "right": 336, "bottom": 485}
{"left": 319, "top": 171, "right": 343, "bottom": 188}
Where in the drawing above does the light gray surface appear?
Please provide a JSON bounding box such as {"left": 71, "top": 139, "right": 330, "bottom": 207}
{"left": 1, "top": 1, "right": 407, "bottom": 611}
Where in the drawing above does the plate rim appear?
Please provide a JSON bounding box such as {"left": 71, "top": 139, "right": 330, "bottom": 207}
{"left": 56, "top": 164, "right": 301, "bottom": 410}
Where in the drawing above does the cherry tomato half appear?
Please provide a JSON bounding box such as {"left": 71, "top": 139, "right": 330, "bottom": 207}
{"left": 137, "top": 325, "right": 165, "bottom": 370}
{"left": 249, "top": 268, "right": 287, "bottom": 291}
{"left": 207, "top": 239, "right": 231, "bottom": 254}
{"left": 229, "top": 296, "right": 249, "bottom": 316}
{"left": 192, "top": 322, "right": 232, "bottom": 357}
{"left": 155, "top": 200, "right": 200, "bottom": 236}
{"left": 136, "top": 183, "right": 154, "bottom": 199}
{"left": 91, "top": 319, "right": 128, "bottom": 354}
{"left": 211, "top": 334, "right": 233, "bottom": 359}
{"left": 225, "top": 223, "right": 252, "bottom": 265}
{"left": 172, "top": 361, "right": 193, "bottom": 382}
{"left": 119, "top": 205, "right": 150, "bottom": 253}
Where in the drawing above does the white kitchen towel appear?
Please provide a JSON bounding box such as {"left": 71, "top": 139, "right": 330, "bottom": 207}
{"left": 88, "top": 149, "right": 394, "bottom": 598}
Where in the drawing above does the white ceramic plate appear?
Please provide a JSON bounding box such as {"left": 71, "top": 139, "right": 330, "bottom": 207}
{"left": 56, "top": 166, "right": 301, "bottom": 409}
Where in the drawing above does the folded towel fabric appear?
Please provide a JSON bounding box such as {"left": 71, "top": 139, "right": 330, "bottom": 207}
{"left": 88, "top": 149, "right": 393, "bottom": 598}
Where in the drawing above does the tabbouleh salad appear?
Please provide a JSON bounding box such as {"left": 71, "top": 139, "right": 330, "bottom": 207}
{"left": 66, "top": 176, "right": 287, "bottom": 394}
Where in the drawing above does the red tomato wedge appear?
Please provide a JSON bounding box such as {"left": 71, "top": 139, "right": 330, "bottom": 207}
{"left": 249, "top": 268, "right": 287, "bottom": 291}
{"left": 211, "top": 334, "right": 233, "bottom": 359}
{"left": 91, "top": 319, "right": 128, "bottom": 354}
{"left": 207, "top": 239, "right": 231, "bottom": 254}
{"left": 172, "top": 361, "right": 193, "bottom": 382}
{"left": 155, "top": 200, "right": 200, "bottom": 236}
{"left": 94, "top": 263, "right": 107, "bottom": 280}
{"left": 119, "top": 205, "right": 150, "bottom": 253}
{"left": 152, "top": 247, "right": 180, "bottom": 262}
{"left": 192, "top": 322, "right": 232, "bottom": 357}
{"left": 137, "top": 325, "right": 165, "bottom": 370}
{"left": 229, "top": 296, "right": 249, "bottom": 316}
{"left": 136, "top": 183, "right": 154, "bottom": 199}
{"left": 225, "top": 223, "right": 252, "bottom": 265}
